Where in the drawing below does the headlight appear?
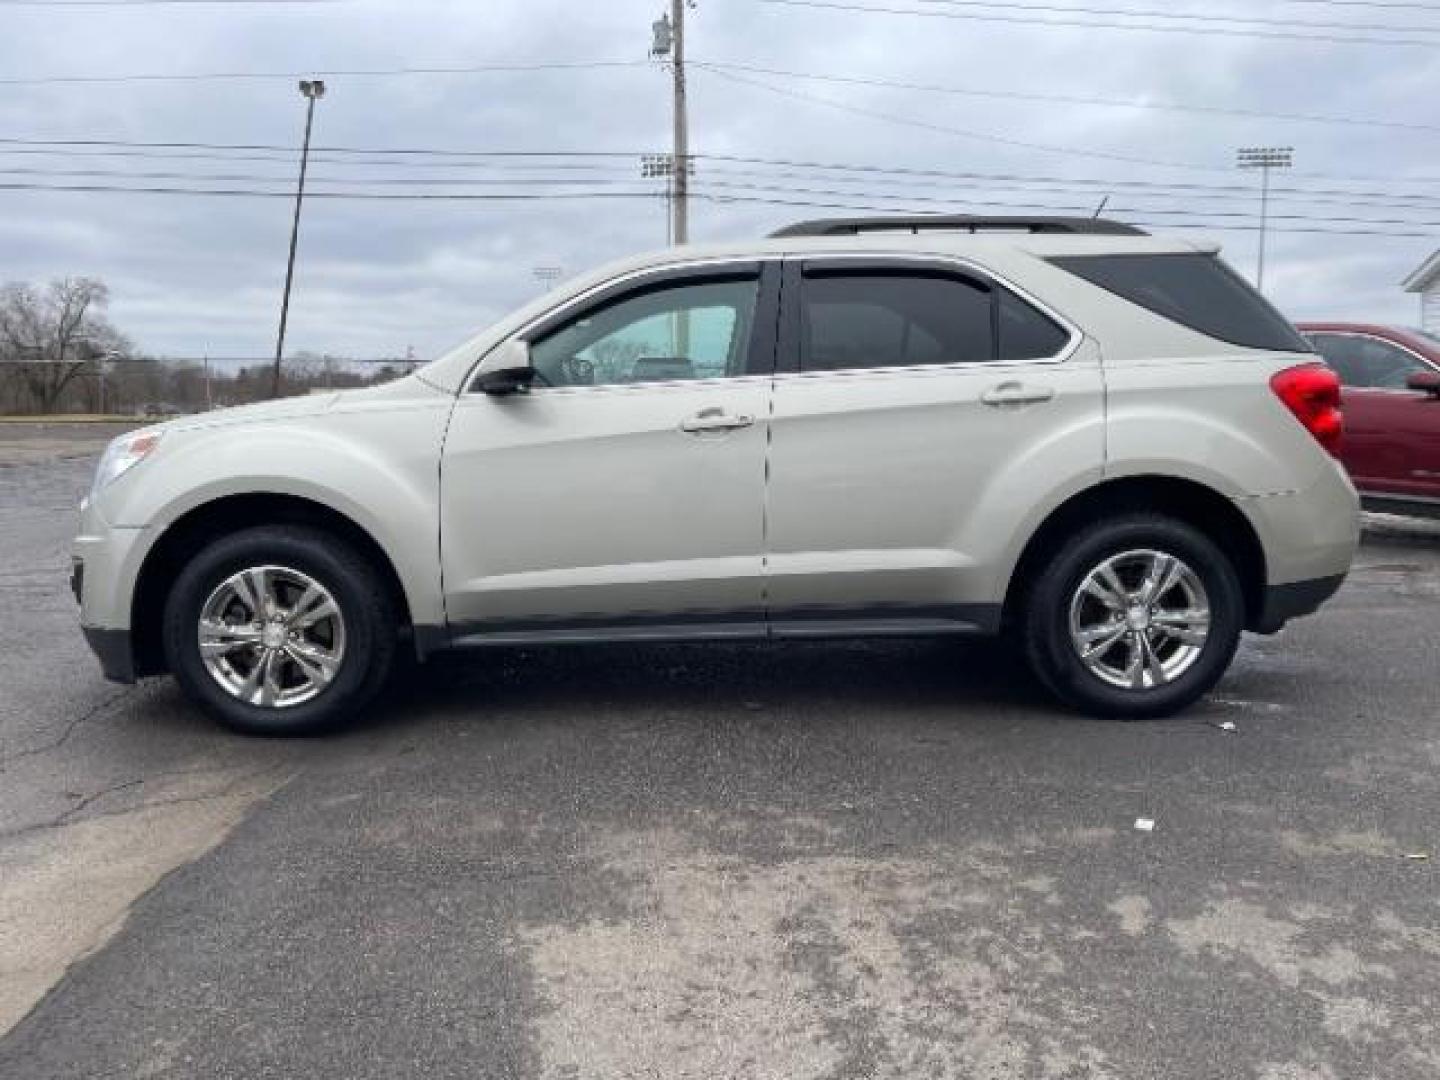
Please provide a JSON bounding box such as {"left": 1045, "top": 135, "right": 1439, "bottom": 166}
{"left": 91, "top": 430, "right": 163, "bottom": 497}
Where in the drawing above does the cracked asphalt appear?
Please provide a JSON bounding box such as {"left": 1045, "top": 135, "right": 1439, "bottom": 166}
{"left": 1, "top": 422, "right": 1438, "bottom": 1079}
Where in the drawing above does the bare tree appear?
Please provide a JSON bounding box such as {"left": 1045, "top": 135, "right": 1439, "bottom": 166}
{"left": 0, "top": 278, "right": 130, "bottom": 413}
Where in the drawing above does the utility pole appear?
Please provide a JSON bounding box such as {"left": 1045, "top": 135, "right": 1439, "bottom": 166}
{"left": 671, "top": 0, "right": 688, "bottom": 245}
{"left": 272, "top": 78, "right": 326, "bottom": 399}
{"left": 651, "top": 3, "right": 692, "bottom": 245}
{"left": 640, "top": 154, "right": 674, "bottom": 245}
{"left": 1236, "top": 146, "right": 1292, "bottom": 294}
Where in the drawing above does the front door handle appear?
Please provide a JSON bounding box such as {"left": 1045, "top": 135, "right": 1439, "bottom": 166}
{"left": 981, "top": 381, "right": 1055, "bottom": 408}
{"left": 680, "top": 407, "right": 755, "bottom": 433}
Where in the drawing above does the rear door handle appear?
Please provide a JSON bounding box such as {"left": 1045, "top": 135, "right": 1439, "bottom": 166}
{"left": 680, "top": 407, "right": 755, "bottom": 433}
{"left": 981, "top": 381, "right": 1055, "bottom": 408}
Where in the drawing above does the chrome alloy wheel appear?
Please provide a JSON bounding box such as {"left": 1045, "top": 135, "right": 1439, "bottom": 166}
{"left": 197, "top": 565, "right": 346, "bottom": 708}
{"left": 1067, "top": 549, "right": 1211, "bottom": 691}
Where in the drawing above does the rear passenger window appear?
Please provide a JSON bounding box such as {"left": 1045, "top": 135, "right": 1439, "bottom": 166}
{"left": 799, "top": 269, "right": 1070, "bottom": 372}
{"left": 1050, "top": 252, "right": 1311, "bottom": 353}
{"left": 802, "top": 272, "right": 992, "bottom": 371}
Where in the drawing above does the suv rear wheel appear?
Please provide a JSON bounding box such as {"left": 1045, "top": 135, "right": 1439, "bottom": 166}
{"left": 1021, "top": 514, "right": 1243, "bottom": 718}
{"left": 162, "top": 524, "right": 397, "bottom": 735}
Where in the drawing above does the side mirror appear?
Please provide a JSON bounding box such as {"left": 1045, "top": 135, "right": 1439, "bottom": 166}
{"left": 474, "top": 338, "right": 535, "bottom": 396}
{"left": 1406, "top": 370, "right": 1440, "bottom": 397}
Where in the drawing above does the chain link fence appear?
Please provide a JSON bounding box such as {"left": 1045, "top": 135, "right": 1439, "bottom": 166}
{"left": 0, "top": 354, "right": 419, "bottom": 417}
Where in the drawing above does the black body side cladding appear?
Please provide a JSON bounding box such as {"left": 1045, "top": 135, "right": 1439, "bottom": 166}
{"left": 1251, "top": 574, "right": 1347, "bottom": 635}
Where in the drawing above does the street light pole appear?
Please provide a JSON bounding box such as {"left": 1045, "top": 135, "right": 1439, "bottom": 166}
{"left": 1236, "top": 146, "right": 1292, "bottom": 294}
{"left": 272, "top": 78, "right": 326, "bottom": 398}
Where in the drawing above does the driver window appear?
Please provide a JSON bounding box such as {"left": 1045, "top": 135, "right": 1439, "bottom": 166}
{"left": 529, "top": 277, "right": 759, "bottom": 388}
{"left": 1312, "top": 333, "right": 1429, "bottom": 390}
{"left": 1355, "top": 337, "right": 1431, "bottom": 389}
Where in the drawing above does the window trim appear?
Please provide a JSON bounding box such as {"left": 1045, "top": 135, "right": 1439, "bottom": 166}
{"left": 775, "top": 253, "right": 1081, "bottom": 377}
{"left": 463, "top": 257, "right": 778, "bottom": 394}
{"left": 1308, "top": 330, "right": 1440, "bottom": 395}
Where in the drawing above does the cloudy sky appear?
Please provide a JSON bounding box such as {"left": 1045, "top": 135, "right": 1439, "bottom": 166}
{"left": 2, "top": 0, "right": 1439, "bottom": 365}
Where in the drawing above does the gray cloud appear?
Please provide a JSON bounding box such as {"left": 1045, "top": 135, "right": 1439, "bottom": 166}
{"left": 2, "top": 0, "right": 1438, "bottom": 360}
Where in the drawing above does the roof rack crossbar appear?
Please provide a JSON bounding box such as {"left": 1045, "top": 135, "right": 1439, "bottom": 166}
{"left": 769, "top": 215, "right": 1147, "bottom": 238}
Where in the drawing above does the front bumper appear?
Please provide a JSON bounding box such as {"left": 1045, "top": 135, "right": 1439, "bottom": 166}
{"left": 73, "top": 496, "right": 150, "bottom": 684}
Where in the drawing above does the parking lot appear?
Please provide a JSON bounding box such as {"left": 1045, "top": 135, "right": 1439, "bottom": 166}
{"left": 1, "top": 422, "right": 1437, "bottom": 1079}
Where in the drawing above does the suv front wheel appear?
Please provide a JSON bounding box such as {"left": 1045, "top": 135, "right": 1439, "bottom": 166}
{"left": 1021, "top": 514, "right": 1244, "bottom": 718}
{"left": 162, "top": 524, "right": 397, "bottom": 735}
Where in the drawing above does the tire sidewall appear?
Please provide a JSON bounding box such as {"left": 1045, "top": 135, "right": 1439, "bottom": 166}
{"left": 163, "top": 526, "right": 388, "bottom": 735}
{"left": 1027, "top": 516, "right": 1244, "bottom": 718}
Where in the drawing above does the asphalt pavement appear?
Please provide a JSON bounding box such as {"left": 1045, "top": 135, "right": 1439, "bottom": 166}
{"left": 1, "top": 423, "right": 1437, "bottom": 1079}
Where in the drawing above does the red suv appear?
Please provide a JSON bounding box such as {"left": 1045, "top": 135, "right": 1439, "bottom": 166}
{"left": 1298, "top": 322, "right": 1440, "bottom": 518}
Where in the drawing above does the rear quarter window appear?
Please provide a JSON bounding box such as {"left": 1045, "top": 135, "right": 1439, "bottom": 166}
{"left": 1050, "top": 252, "right": 1312, "bottom": 353}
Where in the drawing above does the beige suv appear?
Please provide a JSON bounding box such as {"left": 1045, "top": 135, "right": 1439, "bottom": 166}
{"left": 73, "top": 215, "right": 1359, "bottom": 734}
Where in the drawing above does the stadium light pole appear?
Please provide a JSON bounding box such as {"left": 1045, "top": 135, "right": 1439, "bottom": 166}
{"left": 272, "top": 78, "right": 326, "bottom": 398}
{"left": 1236, "top": 146, "right": 1292, "bottom": 295}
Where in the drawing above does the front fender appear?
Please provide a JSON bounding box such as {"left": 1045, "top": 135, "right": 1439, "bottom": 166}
{"left": 97, "top": 399, "right": 451, "bottom": 628}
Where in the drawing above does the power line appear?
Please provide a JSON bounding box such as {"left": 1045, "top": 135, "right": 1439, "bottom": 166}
{"left": 0, "top": 55, "right": 1432, "bottom": 148}
{"left": 0, "top": 136, "right": 645, "bottom": 159}
{"left": 0, "top": 59, "right": 652, "bottom": 87}
{"left": 0, "top": 164, "right": 676, "bottom": 188}
{"left": 4, "top": 55, "right": 1432, "bottom": 144}
{"left": 1270, "top": 0, "right": 1440, "bottom": 10}
{"left": 1, "top": 175, "right": 1436, "bottom": 238}
{"left": 904, "top": 0, "right": 1440, "bottom": 35}
{"left": 697, "top": 66, "right": 1440, "bottom": 185}
{"left": 696, "top": 189, "right": 1440, "bottom": 237}
{"left": 8, "top": 161, "right": 1440, "bottom": 214}
{"left": 698, "top": 64, "right": 1222, "bottom": 173}
{"left": 0, "top": 181, "right": 668, "bottom": 200}
{"left": 755, "top": 0, "right": 1440, "bottom": 47}
{"left": 696, "top": 61, "right": 1440, "bottom": 137}
{"left": 0, "top": 145, "right": 649, "bottom": 172}
{"left": 6, "top": 137, "right": 1440, "bottom": 194}
{"left": 696, "top": 177, "right": 1440, "bottom": 230}
{"left": 2, "top": 55, "right": 1428, "bottom": 149}
{"left": 6, "top": 132, "right": 1440, "bottom": 191}
{"left": 0, "top": 0, "right": 343, "bottom": 6}
{"left": 696, "top": 164, "right": 1440, "bottom": 212}
{"left": 695, "top": 152, "right": 1440, "bottom": 201}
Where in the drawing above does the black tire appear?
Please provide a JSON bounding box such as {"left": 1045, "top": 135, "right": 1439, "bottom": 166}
{"left": 1021, "top": 514, "right": 1244, "bottom": 718}
{"left": 162, "top": 524, "right": 397, "bottom": 735}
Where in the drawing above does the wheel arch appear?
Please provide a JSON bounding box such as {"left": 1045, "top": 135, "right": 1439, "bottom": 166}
{"left": 131, "top": 492, "right": 421, "bottom": 678}
{"left": 1002, "top": 475, "right": 1268, "bottom": 632}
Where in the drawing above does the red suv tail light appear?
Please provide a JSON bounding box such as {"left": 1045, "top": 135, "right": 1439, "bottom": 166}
{"left": 1270, "top": 363, "right": 1342, "bottom": 457}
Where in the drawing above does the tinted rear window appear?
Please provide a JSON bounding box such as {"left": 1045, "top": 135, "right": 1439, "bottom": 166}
{"left": 1050, "top": 252, "right": 1311, "bottom": 352}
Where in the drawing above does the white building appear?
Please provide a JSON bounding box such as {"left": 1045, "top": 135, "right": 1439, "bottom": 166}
{"left": 1401, "top": 250, "right": 1440, "bottom": 333}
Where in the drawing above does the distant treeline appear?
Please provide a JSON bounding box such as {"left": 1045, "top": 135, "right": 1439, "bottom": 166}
{"left": 0, "top": 276, "right": 412, "bottom": 415}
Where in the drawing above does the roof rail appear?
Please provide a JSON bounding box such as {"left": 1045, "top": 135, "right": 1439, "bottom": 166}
{"left": 769, "top": 215, "right": 1148, "bottom": 238}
